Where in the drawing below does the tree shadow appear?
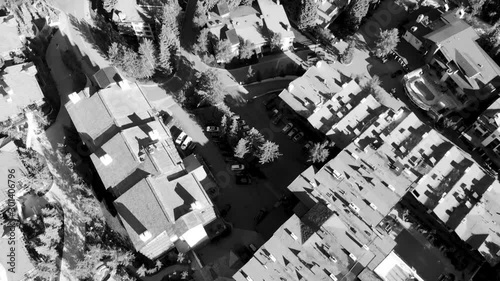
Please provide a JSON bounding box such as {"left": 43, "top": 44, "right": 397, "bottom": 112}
{"left": 68, "top": 14, "right": 124, "bottom": 59}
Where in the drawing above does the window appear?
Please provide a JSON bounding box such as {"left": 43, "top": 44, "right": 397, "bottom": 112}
{"left": 413, "top": 190, "right": 420, "bottom": 197}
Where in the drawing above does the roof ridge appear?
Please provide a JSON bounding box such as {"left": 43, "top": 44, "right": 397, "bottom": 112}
{"left": 145, "top": 176, "right": 173, "bottom": 223}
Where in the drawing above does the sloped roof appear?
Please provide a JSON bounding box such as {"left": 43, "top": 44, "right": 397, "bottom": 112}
{"left": 0, "top": 15, "right": 23, "bottom": 55}
{"left": 257, "top": 0, "right": 294, "bottom": 39}
{"left": 0, "top": 63, "right": 44, "bottom": 122}
{"left": 114, "top": 177, "right": 172, "bottom": 252}
{"left": 93, "top": 67, "right": 121, "bottom": 89}
{"left": 424, "top": 19, "right": 475, "bottom": 44}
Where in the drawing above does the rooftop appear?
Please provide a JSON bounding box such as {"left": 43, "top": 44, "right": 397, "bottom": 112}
{"left": 231, "top": 13, "right": 267, "bottom": 47}
{"left": 257, "top": 0, "right": 294, "bottom": 39}
{"left": 0, "top": 63, "right": 44, "bottom": 122}
{"left": 0, "top": 15, "right": 23, "bottom": 56}
{"left": 114, "top": 0, "right": 147, "bottom": 22}
{"left": 115, "top": 173, "right": 217, "bottom": 259}
{"left": 65, "top": 81, "right": 154, "bottom": 145}
{"left": 424, "top": 20, "right": 500, "bottom": 90}
{"left": 279, "top": 61, "right": 343, "bottom": 117}
{"left": 114, "top": 177, "right": 173, "bottom": 256}
{"left": 373, "top": 251, "right": 424, "bottom": 281}
{"left": 234, "top": 203, "right": 395, "bottom": 281}
{"left": 403, "top": 6, "right": 445, "bottom": 42}
{"left": 454, "top": 180, "right": 500, "bottom": 265}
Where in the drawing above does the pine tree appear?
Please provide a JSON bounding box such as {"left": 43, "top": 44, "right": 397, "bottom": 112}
{"left": 245, "top": 128, "right": 264, "bottom": 152}
{"left": 138, "top": 39, "right": 156, "bottom": 78}
{"left": 258, "top": 141, "right": 281, "bottom": 164}
{"left": 348, "top": 0, "right": 370, "bottom": 27}
{"left": 234, "top": 138, "right": 250, "bottom": 158}
{"left": 229, "top": 118, "right": 240, "bottom": 137}
{"left": 158, "top": 0, "right": 181, "bottom": 72}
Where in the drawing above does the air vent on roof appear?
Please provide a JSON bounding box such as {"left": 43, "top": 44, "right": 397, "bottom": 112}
{"left": 99, "top": 154, "right": 113, "bottom": 166}
{"left": 191, "top": 201, "right": 203, "bottom": 210}
{"left": 309, "top": 180, "right": 317, "bottom": 187}
{"left": 285, "top": 228, "right": 298, "bottom": 240}
{"left": 69, "top": 92, "right": 81, "bottom": 104}
{"left": 118, "top": 79, "right": 131, "bottom": 90}
{"left": 363, "top": 244, "right": 370, "bottom": 251}
{"left": 139, "top": 231, "right": 151, "bottom": 242}
{"left": 240, "top": 270, "right": 253, "bottom": 281}
{"left": 348, "top": 203, "right": 360, "bottom": 213}
{"left": 148, "top": 130, "right": 160, "bottom": 141}
{"left": 332, "top": 169, "right": 343, "bottom": 179}
{"left": 388, "top": 185, "right": 395, "bottom": 192}
{"left": 349, "top": 253, "right": 357, "bottom": 261}
{"left": 411, "top": 26, "right": 418, "bottom": 32}
{"left": 329, "top": 274, "right": 338, "bottom": 281}
{"left": 369, "top": 203, "right": 377, "bottom": 210}
{"left": 329, "top": 255, "right": 338, "bottom": 263}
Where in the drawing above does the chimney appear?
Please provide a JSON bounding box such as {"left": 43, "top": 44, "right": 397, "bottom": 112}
{"left": 191, "top": 201, "right": 203, "bottom": 210}
{"left": 288, "top": 83, "right": 294, "bottom": 92}
{"left": 148, "top": 130, "right": 160, "bottom": 141}
{"left": 69, "top": 92, "right": 81, "bottom": 104}
{"left": 139, "top": 231, "right": 152, "bottom": 242}
{"left": 99, "top": 154, "right": 113, "bottom": 166}
{"left": 118, "top": 80, "right": 131, "bottom": 90}
{"left": 276, "top": 0, "right": 280, "bottom": 5}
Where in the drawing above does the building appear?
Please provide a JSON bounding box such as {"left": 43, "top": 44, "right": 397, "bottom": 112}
{"left": 0, "top": 226, "right": 36, "bottom": 281}
{"left": 403, "top": 9, "right": 500, "bottom": 119}
{"left": 237, "top": 103, "right": 500, "bottom": 280}
{"left": 65, "top": 70, "right": 218, "bottom": 259}
{"left": 0, "top": 12, "right": 25, "bottom": 63}
{"left": 315, "top": 0, "right": 351, "bottom": 28}
{"left": 112, "top": 0, "right": 155, "bottom": 39}
{"left": 0, "top": 63, "right": 45, "bottom": 128}
{"left": 462, "top": 97, "right": 500, "bottom": 170}
{"left": 402, "top": 7, "right": 459, "bottom": 52}
{"left": 278, "top": 61, "right": 384, "bottom": 148}
{"left": 207, "top": 0, "right": 294, "bottom": 58}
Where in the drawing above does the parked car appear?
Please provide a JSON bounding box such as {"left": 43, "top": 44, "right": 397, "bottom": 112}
{"left": 282, "top": 122, "right": 293, "bottom": 133}
{"left": 293, "top": 132, "right": 304, "bottom": 142}
{"left": 304, "top": 141, "right": 313, "bottom": 150}
{"left": 181, "top": 136, "right": 192, "bottom": 150}
{"left": 288, "top": 128, "right": 298, "bottom": 138}
{"left": 231, "top": 164, "right": 245, "bottom": 171}
{"left": 236, "top": 175, "right": 252, "bottom": 185}
{"left": 175, "top": 132, "right": 187, "bottom": 145}
{"left": 206, "top": 126, "right": 220, "bottom": 133}
{"left": 272, "top": 113, "right": 282, "bottom": 125}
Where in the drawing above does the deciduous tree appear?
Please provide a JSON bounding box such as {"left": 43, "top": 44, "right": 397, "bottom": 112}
{"left": 308, "top": 142, "right": 330, "bottom": 163}
{"left": 215, "top": 39, "right": 236, "bottom": 62}
{"left": 270, "top": 32, "right": 282, "bottom": 51}
{"left": 297, "top": 0, "right": 318, "bottom": 29}
{"left": 239, "top": 39, "right": 255, "bottom": 59}
{"left": 374, "top": 28, "right": 399, "bottom": 58}
{"left": 340, "top": 40, "right": 355, "bottom": 64}
{"left": 258, "top": 141, "right": 281, "bottom": 164}
{"left": 103, "top": 0, "right": 118, "bottom": 12}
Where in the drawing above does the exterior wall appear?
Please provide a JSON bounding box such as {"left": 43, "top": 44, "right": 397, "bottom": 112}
{"left": 403, "top": 31, "right": 423, "bottom": 51}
